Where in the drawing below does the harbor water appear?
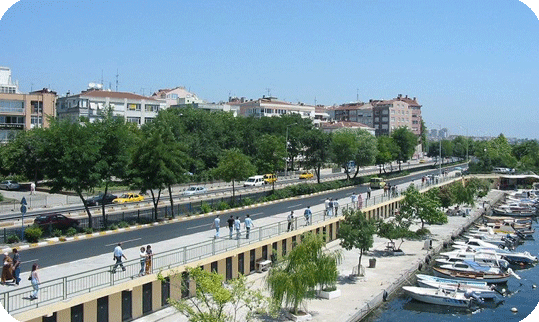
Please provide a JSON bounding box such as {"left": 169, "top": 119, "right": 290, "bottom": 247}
{"left": 365, "top": 219, "right": 539, "bottom": 322}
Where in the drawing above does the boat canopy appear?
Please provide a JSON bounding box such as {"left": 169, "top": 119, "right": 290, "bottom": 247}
{"left": 463, "top": 260, "right": 492, "bottom": 272}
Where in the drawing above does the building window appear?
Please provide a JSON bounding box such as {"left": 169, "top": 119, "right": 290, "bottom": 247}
{"left": 0, "top": 100, "right": 24, "bottom": 113}
{"left": 31, "top": 116, "right": 43, "bottom": 128}
{"left": 145, "top": 104, "right": 159, "bottom": 112}
{"left": 126, "top": 117, "right": 141, "bottom": 124}
{"left": 128, "top": 104, "right": 141, "bottom": 111}
{"left": 31, "top": 101, "right": 43, "bottom": 114}
{"left": 144, "top": 118, "right": 154, "bottom": 124}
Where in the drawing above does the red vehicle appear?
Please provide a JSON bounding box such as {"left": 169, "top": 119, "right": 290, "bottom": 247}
{"left": 34, "top": 213, "right": 79, "bottom": 230}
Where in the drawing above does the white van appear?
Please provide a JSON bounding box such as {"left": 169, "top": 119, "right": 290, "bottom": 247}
{"left": 243, "top": 175, "right": 265, "bottom": 187}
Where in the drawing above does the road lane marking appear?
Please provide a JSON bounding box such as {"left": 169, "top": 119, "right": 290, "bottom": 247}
{"left": 187, "top": 223, "right": 212, "bottom": 230}
{"left": 105, "top": 238, "right": 141, "bottom": 247}
{"left": 251, "top": 212, "right": 263, "bottom": 216}
{"left": 21, "top": 259, "right": 38, "bottom": 264}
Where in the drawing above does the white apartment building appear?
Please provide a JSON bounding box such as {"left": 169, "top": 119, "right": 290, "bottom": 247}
{"left": 238, "top": 96, "right": 315, "bottom": 119}
{"left": 151, "top": 87, "right": 202, "bottom": 107}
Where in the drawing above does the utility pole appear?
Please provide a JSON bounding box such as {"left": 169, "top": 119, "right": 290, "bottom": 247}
{"left": 115, "top": 69, "right": 119, "bottom": 91}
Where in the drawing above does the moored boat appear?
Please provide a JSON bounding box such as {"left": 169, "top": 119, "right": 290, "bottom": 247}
{"left": 416, "top": 279, "right": 497, "bottom": 299}
{"left": 432, "top": 266, "right": 513, "bottom": 283}
{"left": 403, "top": 286, "right": 478, "bottom": 307}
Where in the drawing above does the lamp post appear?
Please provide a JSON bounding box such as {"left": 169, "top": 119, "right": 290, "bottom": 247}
{"left": 459, "top": 125, "right": 469, "bottom": 162}
{"left": 285, "top": 122, "right": 298, "bottom": 177}
{"left": 430, "top": 123, "right": 442, "bottom": 177}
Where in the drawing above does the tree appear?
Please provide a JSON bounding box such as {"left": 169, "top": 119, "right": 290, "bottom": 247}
{"left": 41, "top": 119, "right": 102, "bottom": 228}
{"left": 376, "top": 136, "right": 398, "bottom": 174}
{"left": 1, "top": 128, "right": 48, "bottom": 184}
{"left": 352, "top": 129, "right": 378, "bottom": 178}
{"left": 376, "top": 218, "right": 411, "bottom": 251}
{"left": 266, "top": 233, "right": 341, "bottom": 315}
{"left": 254, "top": 134, "right": 286, "bottom": 190}
{"left": 214, "top": 149, "right": 256, "bottom": 202}
{"left": 165, "top": 267, "right": 272, "bottom": 322}
{"left": 338, "top": 209, "right": 376, "bottom": 273}
{"left": 330, "top": 130, "right": 358, "bottom": 180}
{"left": 391, "top": 127, "right": 418, "bottom": 171}
{"left": 302, "top": 130, "right": 331, "bottom": 183}
{"left": 399, "top": 185, "right": 447, "bottom": 230}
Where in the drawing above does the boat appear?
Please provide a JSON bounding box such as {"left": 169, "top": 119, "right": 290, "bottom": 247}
{"left": 491, "top": 207, "right": 536, "bottom": 217}
{"left": 417, "top": 279, "right": 498, "bottom": 299}
{"left": 432, "top": 266, "right": 513, "bottom": 284}
{"left": 453, "top": 238, "right": 506, "bottom": 250}
{"left": 483, "top": 215, "right": 532, "bottom": 225}
{"left": 416, "top": 274, "right": 488, "bottom": 288}
{"left": 436, "top": 251, "right": 510, "bottom": 269}
{"left": 464, "top": 247, "right": 538, "bottom": 265}
{"left": 438, "top": 260, "right": 507, "bottom": 275}
{"left": 403, "top": 286, "right": 480, "bottom": 307}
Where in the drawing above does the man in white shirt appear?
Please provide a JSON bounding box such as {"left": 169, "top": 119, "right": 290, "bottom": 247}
{"left": 351, "top": 193, "right": 357, "bottom": 209}
{"left": 234, "top": 216, "right": 241, "bottom": 240}
{"left": 325, "top": 198, "right": 330, "bottom": 216}
{"left": 244, "top": 215, "right": 254, "bottom": 239}
{"left": 112, "top": 242, "right": 127, "bottom": 273}
{"left": 211, "top": 216, "right": 220, "bottom": 239}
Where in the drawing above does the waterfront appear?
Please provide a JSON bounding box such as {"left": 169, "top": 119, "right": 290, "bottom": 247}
{"left": 366, "top": 219, "right": 539, "bottom": 322}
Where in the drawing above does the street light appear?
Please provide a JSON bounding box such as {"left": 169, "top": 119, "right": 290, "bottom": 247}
{"left": 430, "top": 123, "right": 442, "bottom": 177}
{"left": 285, "top": 123, "right": 298, "bottom": 177}
{"left": 459, "top": 125, "right": 469, "bottom": 162}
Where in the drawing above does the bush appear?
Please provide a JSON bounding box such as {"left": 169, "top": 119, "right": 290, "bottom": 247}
{"left": 415, "top": 228, "right": 431, "bottom": 237}
{"left": 51, "top": 229, "right": 62, "bottom": 237}
{"left": 84, "top": 227, "right": 94, "bottom": 234}
{"left": 109, "top": 224, "right": 118, "bottom": 231}
{"left": 241, "top": 197, "right": 253, "bottom": 206}
{"left": 66, "top": 227, "right": 77, "bottom": 237}
{"left": 217, "top": 201, "right": 230, "bottom": 211}
{"left": 7, "top": 234, "right": 20, "bottom": 244}
{"left": 200, "top": 202, "right": 212, "bottom": 214}
{"left": 0, "top": 192, "right": 4, "bottom": 202}
{"left": 118, "top": 221, "right": 129, "bottom": 228}
{"left": 24, "top": 226, "right": 43, "bottom": 243}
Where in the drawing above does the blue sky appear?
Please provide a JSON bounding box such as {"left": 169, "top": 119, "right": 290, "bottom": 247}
{"left": 1, "top": 0, "right": 539, "bottom": 139}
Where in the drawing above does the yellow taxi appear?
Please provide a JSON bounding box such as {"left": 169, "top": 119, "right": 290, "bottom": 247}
{"left": 112, "top": 193, "right": 145, "bottom": 204}
{"left": 263, "top": 174, "right": 277, "bottom": 184}
{"left": 299, "top": 171, "right": 314, "bottom": 179}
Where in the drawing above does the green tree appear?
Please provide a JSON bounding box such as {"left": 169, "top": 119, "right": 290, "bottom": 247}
{"left": 214, "top": 149, "right": 256, "bottom": 202}
{"left": 302, "top": 130, "right": 331, "bottom": 183}
{"left": 254, "top": 134, "right": 286, "bottom": 189}
{"left": 352, "top": 129, "right": 378, "bottom": 178}
{"left": 391, "top": 127, "right": 418, "bottom": 171}
{"left": 266, "top": 233, "right": 341, "bottom": 315}
{"left": 338, "top": 209, "right": 377, "bottom": 273}
{"left": 1, "top": 128, "right": 48, "bottom": 184}
{"left": 165, "top": 267, "right": 272, "bottom": 322}
{"left": 331, "top": 130, "right": 358, "bottom": 180}
{"left": 399, "top": 185, "right": 447, "bottom": 229}
{"left": 376, "top": 136, "right": 398, "bottom": 174}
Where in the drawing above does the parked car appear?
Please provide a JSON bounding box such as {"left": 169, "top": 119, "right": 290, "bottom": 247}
{"left": 369, "top": 177, "right": 386, "bottom": 189}
{"left": 112, "top": 193, "right": 145, "bottom": 204}
{"left": 85, "top": 193, "right": 118, "bottom": 206}
{"left": 182, "top": 186, "right": 207, "bottom": 196}
{"left": 0, "top": 180, "right": 21, "bottom": 190}
{"left": 243, "top": 175, "right": 265, "bottom": 187}
{"left": 263, "top": 174, "right": 277, "bottom": 184}
{"left": 299, "top": 171, "right": 314, "bottom": 179}
{"left": 34, "top": 213, "right": 79, "bottom": 229}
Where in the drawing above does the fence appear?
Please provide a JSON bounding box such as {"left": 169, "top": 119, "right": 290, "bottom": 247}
{"left": 0, "top": 173, "right": 460, "bottom": 314}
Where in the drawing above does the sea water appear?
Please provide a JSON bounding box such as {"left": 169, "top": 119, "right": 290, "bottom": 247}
{"left": 365, "top": 220, "right": 539, "bottom": 322}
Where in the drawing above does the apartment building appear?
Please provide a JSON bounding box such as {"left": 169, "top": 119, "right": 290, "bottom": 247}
{"left": 0, "top": 67, "right": 56, "bottom": 142}
{"left": 320, "top": 121, "right": 375, "bottom": 136}
{"left": 57, "top": 85, "right": 166, "bottom": 125}
{"left": 238, "top": 96, "right": 315, "bottom": 119}
{"left": 372, "top": 94, "right": 422, "bottom": 136}
{"left": 151, "top": 86, "right": 202, "bottom": 107}
{"left": 330, "top": 101, "right": 375, "bottom": 127}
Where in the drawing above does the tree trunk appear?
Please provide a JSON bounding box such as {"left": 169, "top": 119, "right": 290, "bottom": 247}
{"left": 102, "top": 182, "right": 109, "bottom": 227}
{"left": 78, "top": 191, "right": 93, "bottom": 229}
{"left": 358, "top": 249, "right": 363, "bottom": 273}
{"left": 353, "top": 165, "right": 359, "bottom": 178}
{"left": 316, "top": 165, "right": 321, "bottom": 184}
{"left": 168, "top": 185, "right": 174, "bottom": 218}
{"left": 149, "top": 189, "right": 161, "bottom": 221}
{"left": 232, "top": 181, "right": 235, "bottom": 203}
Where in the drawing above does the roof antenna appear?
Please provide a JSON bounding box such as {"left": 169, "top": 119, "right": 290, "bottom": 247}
{"left": 115, "top": 69, "right": 119, "bottom": 91}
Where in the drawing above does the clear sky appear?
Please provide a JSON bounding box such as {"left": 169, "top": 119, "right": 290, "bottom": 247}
{"left": 1, "top": 0, "right": 539, "bottom": 139}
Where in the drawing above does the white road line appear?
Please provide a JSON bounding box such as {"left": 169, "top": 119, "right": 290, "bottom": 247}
{"left": 287, "top": 205, "right": 297, "bottom": 209}
{"left": 251, "top": 212, "right": 263, "bottom": 216}
{"left": 21, "top": 259, "right": 39, "bottom": 264}
{"left": 105, "top": 238, "right": 141, "bottom": 247}
{"left": 187, "top": 223, "right": 211, "bottom": 230}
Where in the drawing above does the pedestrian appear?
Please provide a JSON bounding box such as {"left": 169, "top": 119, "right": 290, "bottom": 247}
{"left": 350, "top": 193, "right": 357, "bottom": 209}
{"left": 1, "top": 252, "right": 14, "bottom": 284}
{"left": 138, "top": 247, "right": 146, "bottom": 276}
{"left": 304, "top": 206, "right": 312, "bottom": 226}
{"left": 111, "top": 242, "right": 127, "bottom": 273}
{"left": 234, "top": 216, "right": 241, "bottom": 240}
{"left": 287, "top": 211, "right": 294, "bottom": 232}
{"left": 29, "top": 263, "right": 39, "bottom": 300}
{"left": 145, "top": 245, "right": 153, "bottom": 275}
{"left": 30, "top": 182, "right": 36, "bottom": 195}
{"left": 367, "top": 186, "right": 371, "bottom": 199}
{"left": 325, "top": 198, "right": 330, "bottom": 216}
{"left": 211, "top": 215, "right": 220, "bottom": 239}
{"left": 328, "top": 199, "right": 334, "bottom": 217}
{"left": 333, "top": 198, "right": 339, "bottom": 216}
{"left": 12, "top": 248, "right": 21, "bottom": 285}
{"left": 244, "top": 215, "right": 254, "bottom": 239}
{"left": 227, "top": 215, "right": 235, "bottom": 239}
{"left": 358, "top": 193, "right": 363, "bottom": 209}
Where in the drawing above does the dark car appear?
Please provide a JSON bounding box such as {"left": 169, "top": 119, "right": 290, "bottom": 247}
{"left": 86, "top": 193, "right": 118, "bottom": 206}
{"left": 34, "top": 213, "right": 79, "bottom": 230}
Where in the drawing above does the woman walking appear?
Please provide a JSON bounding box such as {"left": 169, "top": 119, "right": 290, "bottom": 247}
{"left": 30, "top": 263, "right": 40, "bottom": 300}
{"left": 145, "top": 245, "right": 153, "bottom": 275}
{"left": 139, "top": 247, "right": 147, "bottom": 276}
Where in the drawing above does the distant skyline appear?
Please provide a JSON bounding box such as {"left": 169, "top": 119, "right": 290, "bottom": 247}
{"left": 1, "top": 0, "right": 539, "bottom": 139}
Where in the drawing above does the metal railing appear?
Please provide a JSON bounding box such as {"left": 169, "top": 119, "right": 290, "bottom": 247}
{"left": 0, "top": 174, "right": 460, "bottom": 314}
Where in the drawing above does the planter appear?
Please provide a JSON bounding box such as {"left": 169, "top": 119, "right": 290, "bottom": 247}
{"left": 392, "top": 249, "right": 405, "bottom": 256}
{"left": 318, "top": 288, "right": 341, "bottom": 299}
{"left": 285, "top": 310, "right": 313, "bottom": 321}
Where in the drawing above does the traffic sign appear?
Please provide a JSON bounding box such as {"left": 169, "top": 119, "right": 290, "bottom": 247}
{"left": 20, "top": 205, "right": 27, "bottom": 214}
{"left": 21, "top": 197, "right": 27, "bottom": 205}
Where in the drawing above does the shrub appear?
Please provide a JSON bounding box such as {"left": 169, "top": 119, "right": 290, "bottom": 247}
{"left": 109, "top": 224, "right": 118, "bottom": 231}
{"left": 241, "top": 198, "right": 253, "bottom": 206}
{"left": 415, "top": 228, "right": 431, "bottom": 237}
{"left": 51, "top": 229, "right": 62, "bottom": 237}
{"left": 0, "top": 192, "right": 4, "bottom": 202}
{"left": 24, "top": 226, "right": 43, "bottom": 243}
{"left": 200, "top": 202, "right": 212, "bottom": 214}
{"left": 7, "top": 234, "right": 20, "bottom": 244}
{"left": 217, "top": 201, "right": 230, "bottom": 211}
{"left": 118, "top": 221, "right": 129, "bottom": 228}
{"left": 66, "top": 227, "right": 77, "bottom": 237}
{"left": 84, "top": 227, "right": 94, "bottom": 234}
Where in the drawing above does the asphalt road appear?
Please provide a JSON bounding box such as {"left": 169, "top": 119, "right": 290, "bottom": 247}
{"left": 14, "top": 168, "right": 443, "bottom": 269}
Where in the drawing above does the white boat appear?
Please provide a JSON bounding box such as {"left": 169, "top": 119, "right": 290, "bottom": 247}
{"left": 453, "top": 238, "right": 502, "bottom": 250}
{"left": 438, "top": 260, "right": 505, "bottom": 275}
{"left": 462, "top": 246, "right": 538, "bottom": 265}
{"left": 416, "top": 274, "right": 488, "bottom": 288}
{"left": 417, "top": 279, "right": 497, "bottom": 299}
{"left": 432, "top": 266, "right": 513, "bottom": 284}
{"left": 492, "top": 208, "right": 535, "bottom": 217}
{"left": 436, "top": 251, "right": 510, "bottom": 269}
{"left": 403, "top": 286, "right": 478, "bottom": 307}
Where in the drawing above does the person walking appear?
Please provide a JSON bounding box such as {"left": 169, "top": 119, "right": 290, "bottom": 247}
{"left": 304, "top": 206, "right": 312, "bottom": 226}
{"left": 211, "top": 215, "right": 220, "bottom": 239}
{"left": 30, "top": 182, "right": 36, "bottom": 195}
{"left": 327, "top": 199, "right": 334, "bottom": 217}
{"left": 112, "top": 242, "right": 127, "bottom": 273}
{"left": 12, "top": 248, "right": 21, "bottom": 285}
{"left": 244, "top": 215, "right": 254, "bottom": 239}
{"left": 138, "top": 247, "right": 147, "bottom": 276}
{"left": 358, "top": 193, "right": 363, "bottom": 209}
{"left": 287, "top": 211, "right": 294, "bottom": 232}
{"left": 367, "top": 186, "right": 371, "bottom": 199}
{"left": 350, "top": 193, "right": 357, "bottom": 209}
{"left": 145, "top": 245, "right": 153, "bottom": 275}
{"left": 333, "top": 198, "right": 339, "bottom": 216}
{"left": 234, "top": 216, "right": 241, "bottom": 240}
{"left": 227, "top": 215, "right": 235, "bottom": 239}
{"left": 29, "top": 263, "right": 39, "bottom": 300}
{"left": 1, "top": 252, "right": 13, "bottom": 285}
{"left": 324, "top": 198, "right": 330, "bottom": 216}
